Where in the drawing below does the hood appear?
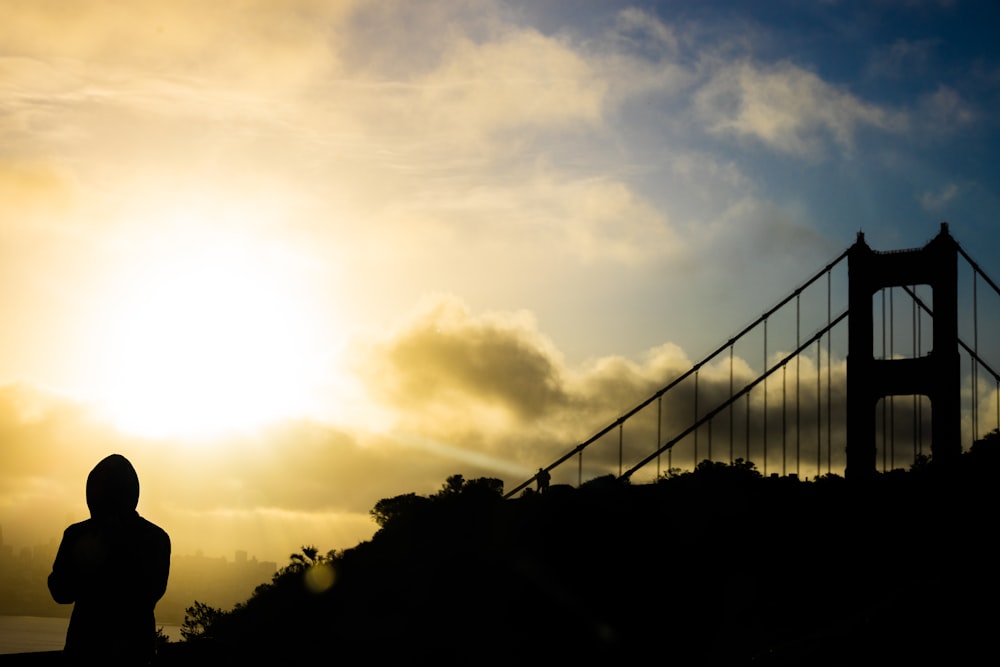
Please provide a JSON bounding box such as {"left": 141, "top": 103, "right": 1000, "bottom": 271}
{"left": 86, "top": 454, "right": 140, "bottom": 518}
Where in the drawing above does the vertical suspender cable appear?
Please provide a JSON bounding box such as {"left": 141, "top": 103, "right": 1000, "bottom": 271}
{"left": 694, "top": 370, "right": 699, "bottom": 467}
{"left": 796, "top": 293, "right": 801, "bottom": 477}
{"left": 782, "top": 364, "right": 787, "bottom": 477}
{"left": 707, "top": 401, "right": 713, "bottom": 462}
{"left": 668, "top": 398, "right": 673, "bottom": 470}
{"left": 763, "top": 318, "right": 768, "bottom": 476}
{"left": 970, "top": 353, "right": 976, "bottom": 448}
{"left": 746, "top": 392, "right": 752, "bottom": 463}
{"left": 917, "top": 286, "right": 923, "bottom": 455}
{"left": 973, "top": 271, "right": 979, "bottom": 443}
{"left": 618, "top": 422, "right": 623, "bottom": 477}
{"left": 882, "top": 288, "right": 887, "bottom": 472}
{"left": 816, "top": 338, "right": 822, "bottom": 479}
{"left": 657, "top": 395, "right": 662, "bottom": 480}
{"left": 730, "top": 345, "right": 735, "bottom": 464}
{"left": 912, "top": 285, "right": 918, "bottom": 462}
{"left": 827, "top": 271, "right": 832, "bottom": 474}
{"left": 891, "top": 288, "right": 900, "bottom": 466}
{"left": 578, "top": 451, "right": 582, "bottom": 487}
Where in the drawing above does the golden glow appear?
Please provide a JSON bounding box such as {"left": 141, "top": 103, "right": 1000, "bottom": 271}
{"left": 93, "top": 210, "right": 327, "bottom": 439}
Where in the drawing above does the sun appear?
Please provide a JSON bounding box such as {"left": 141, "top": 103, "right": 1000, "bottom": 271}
{"left": 94, "top": 223, "right": 326, "bottom": 439}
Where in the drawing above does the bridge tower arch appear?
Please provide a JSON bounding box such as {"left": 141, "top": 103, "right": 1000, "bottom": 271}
{"left": 846, "top": 223, "right": 961, "bottom": 479}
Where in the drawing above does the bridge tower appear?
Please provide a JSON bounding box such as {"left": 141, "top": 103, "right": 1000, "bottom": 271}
{"left": 846, "top": 223, "right": 962, "bottom": 478}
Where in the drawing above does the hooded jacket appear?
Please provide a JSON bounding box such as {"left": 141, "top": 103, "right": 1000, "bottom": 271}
{"left": 48, "top": 454, "right": 170, "bottom": 665}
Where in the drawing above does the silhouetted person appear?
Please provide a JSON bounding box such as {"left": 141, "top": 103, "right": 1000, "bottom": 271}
{"left": 48, "top": 454, "right": 170, "bottom": 666}
{"left": 536, "top": 468, "right": 550, "bottom": 493}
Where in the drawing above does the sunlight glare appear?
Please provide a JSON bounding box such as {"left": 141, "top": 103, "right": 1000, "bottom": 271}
{"left": 95, "top": 222, "right": 328, "bottom": 439}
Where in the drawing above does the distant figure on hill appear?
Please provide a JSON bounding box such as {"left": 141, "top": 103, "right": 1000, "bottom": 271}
{"left": 48, "top": 454, "right": 171, "bottom": 666}
{"left": 536, "top": 468, "right": 551, "bottom": 493}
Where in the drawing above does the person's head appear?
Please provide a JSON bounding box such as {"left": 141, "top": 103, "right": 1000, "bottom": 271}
{"left": 86, "top": 454, "right": 140, "bottom": 518}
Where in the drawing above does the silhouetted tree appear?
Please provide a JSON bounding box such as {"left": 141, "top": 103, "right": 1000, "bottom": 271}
{"left": 659, "top": 466, "right": 684, "bottom": 480}
{"left": 910, "top": 452, "right": 932, "bottom": 472}
{"left": 460, "top": 476, "right": 503, "bottom": 497}
{"left": 180, "top": 601, "right": 223, "bottom": 641}
{"left": 370, "top": 492, "right": 430, "bottom": 529}
{"left": 730, "top": 457, "right": 760, "bottom": 476}
{"left": 287, "top": 545, "right": 320, "bottom": 571}
{"left": 437, "top": 473, "right": 466, "bottom": 496}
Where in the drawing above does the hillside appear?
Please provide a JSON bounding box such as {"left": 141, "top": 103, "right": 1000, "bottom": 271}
{"left": 167, "top": 440, "right": 998, "bottom": 665}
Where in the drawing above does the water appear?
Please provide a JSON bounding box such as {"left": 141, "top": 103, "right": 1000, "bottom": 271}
{"left": 0, "top": 616, "right": 183, "bottom": 655}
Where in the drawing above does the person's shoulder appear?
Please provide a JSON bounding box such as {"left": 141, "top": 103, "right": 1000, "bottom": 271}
{"left": 61, "top": 518, "right": 93, "bottom": 537}
{"left": 136, "top": 515, "right": 170, "bottom": 542}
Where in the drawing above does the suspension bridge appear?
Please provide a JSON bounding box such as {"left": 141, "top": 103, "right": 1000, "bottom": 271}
{"left": 507, "top": 223, "right": 1000, "bottom": 497}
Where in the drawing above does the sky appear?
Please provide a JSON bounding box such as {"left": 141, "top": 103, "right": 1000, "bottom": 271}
{"left": 2, "top": 0, "right": 1000, "bottom": 564}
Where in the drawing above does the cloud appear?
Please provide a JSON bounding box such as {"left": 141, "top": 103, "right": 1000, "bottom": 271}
{"left": 0, "top": 1, "right": 693, "bottom": 285}
{"left": 0, "top": 2, "right": 355, "bottom": 172}
{"left": 917, "top": 85, "right": 977, "bottom": 133}
{"left": 418, "top": 29, "right": 606, "bottom": 137}
{"left": 356, "top": 294, "right": 860, "bottom": 484}
{"left": 612, "top": 8, "right": 680, "bottom": 58}
{"left": 695, "top": 60, "right": 908, "bottom": 157}
{"left": 556, "top": 178, "right": 680, "bottom": 262}
{"left": 715, "top": 197, "right": 834, "bottom": 258}
{"left": 865, "top": 38, "right": 940, "bottom": 80}
{"left": 659, "top": 192, "right": 842, "bottom": 331}
{"left": 392, "top": 171, "right": 683, "bottom": 265}
{"left": 362, "top": 296, "right": 568, "bottom": 426}
{"left": 0, "top": 380, "right": 524, "bottom": 561}
{"left": 358, "top": 295, "right": 695, "bottom": 464}
{"left": 279, "top": 19, "right": 611, "bottom": 162}
{"left": 919, "top": 183, "right": 959, "bottom": 212}
{"left": 607, "top": 7, "right": 680, "bottom": 64}
{"left": 0, "top": 0, "right": 348, "bottom": 88}
{"left": 0, "top": 0, "right": 599, "bottom": 144}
